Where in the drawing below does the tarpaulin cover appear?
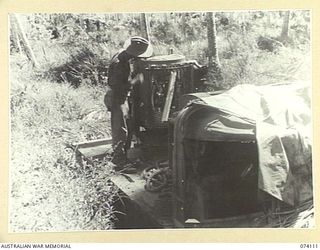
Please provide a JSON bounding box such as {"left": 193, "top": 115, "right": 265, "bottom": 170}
{"left": 184, "top": 83, "right": 312, "bottom": 206}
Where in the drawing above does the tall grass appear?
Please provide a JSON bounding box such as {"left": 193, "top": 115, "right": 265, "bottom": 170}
{"left": 10, "top": 57, "right": 118, "bottom": 232}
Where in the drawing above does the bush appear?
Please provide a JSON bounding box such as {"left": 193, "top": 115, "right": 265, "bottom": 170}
{"left": 10, "top": 61, "right": 119, "bottom": 231}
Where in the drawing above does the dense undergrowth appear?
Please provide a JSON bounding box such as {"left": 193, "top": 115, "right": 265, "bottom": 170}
{"left": 10, "top": 57, "right": 119, "bottom": 231}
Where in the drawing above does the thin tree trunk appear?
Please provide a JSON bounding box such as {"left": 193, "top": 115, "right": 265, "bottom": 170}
{"left": 140, "top": 13, "right": 150, "bottom": 41}
{"left": 267, "top": 11, "right": 271, "bottom": 27}
{"left": 207, "top": 12, "right": 220, "bottom": 66}
{"left": 181, "top": 13, "right": 186, "bottom": 38}
{"left": 172, "top": 13, "right": 176, "bottom": 23}
{"left": 280, "top": 11, "right": 290, "bottom": 41}
{"left": 206, "top": 12, "right": 223, "bottom": 89}
{"left": 163, "top": 13, "right": 168, "bottom": 23}
{"left": 79, "top": 14, "right": 85, "bottom": 29}
{"left": 10, "top": 17, "right": 22, "bottom": 54}
{"left": 15, "top": 28, "right": 22, "bottom": 54}
{"left": 11, "top": 14, "right": 39, "bottom": 68}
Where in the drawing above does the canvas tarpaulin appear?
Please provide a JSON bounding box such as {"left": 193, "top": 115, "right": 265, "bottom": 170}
{"left": 185, "top": 83, "right": 312, "bottom": 206}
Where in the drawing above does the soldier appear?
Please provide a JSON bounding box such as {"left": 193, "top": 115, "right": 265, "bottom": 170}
{"left": 104, "top": 36, "right": 153, "bottom": 170}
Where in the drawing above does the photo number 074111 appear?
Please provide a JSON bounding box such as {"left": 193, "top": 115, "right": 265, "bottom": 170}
{"left": 9, "top": 11, "right": 313, "bottom": 232}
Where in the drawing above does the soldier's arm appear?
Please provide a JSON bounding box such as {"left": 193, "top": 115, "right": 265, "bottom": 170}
{"left": 129, "top": 73, "right": 144, "bottom": 85}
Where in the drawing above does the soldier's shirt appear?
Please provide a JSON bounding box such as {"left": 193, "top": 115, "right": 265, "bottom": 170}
{"left": 107, "top": 51, "right": 131, "bottom": 105}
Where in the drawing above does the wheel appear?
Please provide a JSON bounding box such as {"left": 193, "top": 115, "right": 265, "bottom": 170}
{"left": 145, "top": 169, "right": 167, "bottom": 192}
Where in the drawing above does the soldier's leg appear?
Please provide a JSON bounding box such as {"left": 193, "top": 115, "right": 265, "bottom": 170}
{"left": 111, "top": 104, "right": 138, "bottom": 173}
{"left": 111, "top": 103, "right": 127, "bottom": 163}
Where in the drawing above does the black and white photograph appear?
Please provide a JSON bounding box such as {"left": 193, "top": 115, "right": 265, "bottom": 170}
{"left": 9, "top": 11, "right": 313, "bottom": 232}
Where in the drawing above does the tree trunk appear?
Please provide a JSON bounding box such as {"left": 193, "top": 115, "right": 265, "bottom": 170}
{"left": 9, "top": 16, "right": 22, "bottom": 54}
{"left": 11, "top": 14, "right": 39, "bottom": 68}
{"left": 140, "top": 13, "right": 150, "bottom": 41}
{"left": 280, "top": 11, "right": 290, "bottom": 41}
{"left": 181, "top": 13, "right": 186, "bottom": 38}
{"left": 14, "top": 27, "right": 22, "bottom": 54}
{"left": 207, "top": 12, "right": 220, "bottom": 66}
{"left": 206, "top": 12, "right": 223, "bottom": 89}
{"left": 163, "top": 13, "right": 168, "bottom": 23}
{"left": 266, "top": 11, "right": 271, "bottom": 27}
